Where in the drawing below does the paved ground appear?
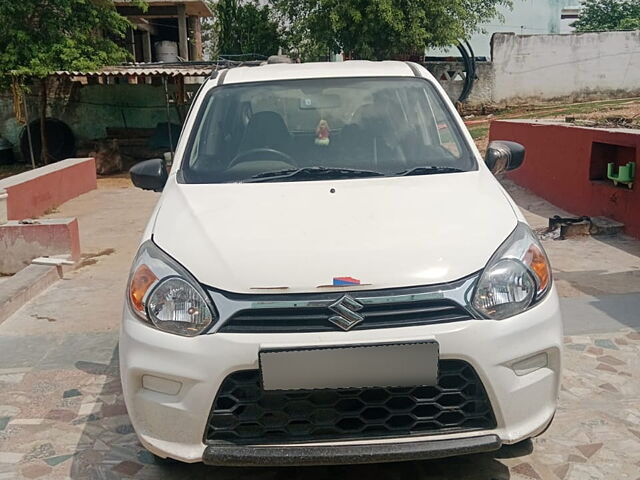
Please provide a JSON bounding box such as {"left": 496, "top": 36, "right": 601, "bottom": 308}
{"left": 1, "top": 178, "right": 639, "bottom": 479}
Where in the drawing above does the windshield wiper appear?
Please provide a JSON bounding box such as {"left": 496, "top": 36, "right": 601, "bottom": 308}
{"left": 244, "top": 166, "right": 385, "bottom": 183}
{"left": 396, "top": 166, "right": 465, "bottom": 176}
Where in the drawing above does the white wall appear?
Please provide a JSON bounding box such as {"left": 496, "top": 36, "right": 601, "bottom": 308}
{"left": 491, "top": 31, "right": 640, "bottom": 102}
{"left": 426, "top": 0, "right": 578, "bottom": 59}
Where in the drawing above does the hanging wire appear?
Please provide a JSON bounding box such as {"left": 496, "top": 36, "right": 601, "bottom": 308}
{"left": 455, "top": 40, "right": 476, "bottom": 103}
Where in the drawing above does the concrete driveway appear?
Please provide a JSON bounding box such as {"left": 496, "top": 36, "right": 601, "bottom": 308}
{"left": 0, "top": 179, "right": 639, "bottom": 479}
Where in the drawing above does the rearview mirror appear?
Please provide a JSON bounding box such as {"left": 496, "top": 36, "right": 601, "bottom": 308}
{"left": 485, "top": 141, "right": 525, "bottom": 175}
{"left": 130, "top": 158, "right": 168, "bottom": 192}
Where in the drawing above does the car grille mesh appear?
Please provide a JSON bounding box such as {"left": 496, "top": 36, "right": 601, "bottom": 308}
{"left": 218, "top": 299, "right": 473, "bottom": 333}
{"left": 205, "top": 360, "right": 495, "bottom": 444}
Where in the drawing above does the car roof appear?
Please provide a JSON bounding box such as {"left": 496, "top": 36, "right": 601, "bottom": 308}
{"left": 218, "top": 60, "right": 417, "bottom": 85}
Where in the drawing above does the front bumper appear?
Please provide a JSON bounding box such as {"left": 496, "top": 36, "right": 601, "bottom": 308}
{"left": 119, "top": 286, "right": 562, "bottom": 464}
{"left": 203, "top": 434, "right": 501, "bottom": 466}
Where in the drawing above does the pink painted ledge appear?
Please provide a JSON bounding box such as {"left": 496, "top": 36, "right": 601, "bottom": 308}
{"left": 0, "top": 158, "right": 96, "bottom": 220}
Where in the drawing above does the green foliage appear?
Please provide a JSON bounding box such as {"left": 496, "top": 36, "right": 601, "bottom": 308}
{"left": 271, "top": 0, "right": 511, "bottom": 61}
{"left": 206, "top": 0, "right": 282, "bottom": 59}
{"left": 0, "top": 0, "right": 135, "bottom": 84}
{"left": 572, "top": 0, "right": 640, "bottom": 32}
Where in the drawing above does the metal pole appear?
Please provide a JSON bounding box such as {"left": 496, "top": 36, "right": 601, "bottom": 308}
{"left": 22, "top": 93, "right": 36, "bottom": 169}
{"left": 163, "top": 76, "right": 175, "bottom": 161}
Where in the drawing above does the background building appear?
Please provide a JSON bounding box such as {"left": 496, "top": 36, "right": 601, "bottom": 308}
{"left": 427, "top": 0, "right": 581, "bottom": 59}
{"left": 113, "top": 0, "right": 213, "bottom": 62}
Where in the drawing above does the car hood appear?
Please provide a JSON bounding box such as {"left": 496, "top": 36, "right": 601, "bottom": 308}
{"left": 152, "top": 172, "right": 517, "bottom": 294}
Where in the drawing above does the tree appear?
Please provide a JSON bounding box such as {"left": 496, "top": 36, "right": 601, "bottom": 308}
{"left": 271, "top": 0, "right": 511, "bottom": 61}
{"left": 206, "top": 0, "right": 282, "bottom": 59}
{"left": 0, "top": 0, "right": 138, "bottom": 164}
{"left": 572, "top": 0, "right": 640, "bottom": 32}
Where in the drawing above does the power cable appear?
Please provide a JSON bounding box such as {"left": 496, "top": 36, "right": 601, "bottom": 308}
{"left": 455, "top": 40, "right": 476, "bottom": 103}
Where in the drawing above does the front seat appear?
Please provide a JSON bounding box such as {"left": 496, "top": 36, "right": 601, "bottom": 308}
{"left": 343, "top": 104, "right": 403, "bottom": 171}
{"left": 237, "top": 111, "right": 292, "bottom": 154}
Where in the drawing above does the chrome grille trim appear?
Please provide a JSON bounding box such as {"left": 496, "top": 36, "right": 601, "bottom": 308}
{"left": 203, "top": 273, "right": 480, "bottom": 334}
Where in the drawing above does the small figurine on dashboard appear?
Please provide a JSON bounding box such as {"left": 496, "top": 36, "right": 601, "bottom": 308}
{"left": 315, "top": 119, "right": 330, "bottom": 146}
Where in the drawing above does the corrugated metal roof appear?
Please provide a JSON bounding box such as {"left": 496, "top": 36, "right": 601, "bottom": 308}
{"left": 53, "top": 64, "right": 216, "bottom": 78}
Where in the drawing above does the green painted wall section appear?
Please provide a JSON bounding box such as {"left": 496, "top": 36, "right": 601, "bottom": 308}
{"left": 0, "top": 82, "right": 200, "bottom": 160}
{"left": 59, "top": 83, "right": 189, "bottom": 140}
{"left": 0, "top": 95, "right": 25, "bottom": 153}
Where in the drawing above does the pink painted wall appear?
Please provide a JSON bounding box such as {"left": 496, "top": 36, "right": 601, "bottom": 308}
{"left": 0, "top": 158, "right": 96, "bottom": 220}
{"left": 489, "top": 120, "right": 640, "bottom": 238}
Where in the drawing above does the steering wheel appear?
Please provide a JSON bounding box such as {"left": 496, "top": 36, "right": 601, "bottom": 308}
{"left": 228, "top": 148, "right": 297, "bottom": 169}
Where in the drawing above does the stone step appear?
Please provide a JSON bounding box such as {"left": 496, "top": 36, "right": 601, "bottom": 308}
{"left": 590, "top": 216, "right": 625, "bottom": 236}
{"left": 543, "top": 216, "right": 625, "bottom": 239}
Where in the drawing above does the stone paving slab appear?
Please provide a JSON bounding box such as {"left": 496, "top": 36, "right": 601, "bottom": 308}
{"left": 0, "top": 333, "right": 117, "bottom": 370}
{"left": 560, "top": 293, "right": 640, "bottom": 334}
{"left": 0, "top": 330, "right": 638, "bottom": 479}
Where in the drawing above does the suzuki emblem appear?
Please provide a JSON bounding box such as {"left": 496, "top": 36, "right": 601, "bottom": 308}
{"left": 328, "top": 295, "right": 365, "bottom": 331}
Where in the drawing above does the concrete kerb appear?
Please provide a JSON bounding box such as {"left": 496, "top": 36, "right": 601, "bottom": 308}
{"left": 0, "top": 217, "right": 81, "bottom": 275}
{"left": 0, "top": 188, "right": 7, "bottom": 224}
{"left": 0, "top": 264, "right": 63, "bottom": 325}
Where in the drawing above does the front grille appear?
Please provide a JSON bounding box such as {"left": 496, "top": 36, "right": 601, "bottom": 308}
{"left": 218, "top": 298, "right": 473, "bottom": 333}
{"left": 205, "top": 360, "right": 495, "bottom": 445}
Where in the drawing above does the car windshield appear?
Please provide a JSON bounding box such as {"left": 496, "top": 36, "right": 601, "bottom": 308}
{"left": 180, "top": 77, "right": 476, "bottom": 183}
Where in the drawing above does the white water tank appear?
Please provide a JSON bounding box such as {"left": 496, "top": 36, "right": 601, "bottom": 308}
{"left": 155, "top": 41, "right": 179, "bottom": 63}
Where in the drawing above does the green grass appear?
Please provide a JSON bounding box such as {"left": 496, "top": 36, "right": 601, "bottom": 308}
{"left": 468, "top": 125, "right": 489, "bottom": 140}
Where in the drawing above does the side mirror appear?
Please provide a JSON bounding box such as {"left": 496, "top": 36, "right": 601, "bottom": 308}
{"left": 485, "top": 141, "right": 525, "bottom": 175}
{"left": 130, "top": 158, "right": 168, "bottom": 192}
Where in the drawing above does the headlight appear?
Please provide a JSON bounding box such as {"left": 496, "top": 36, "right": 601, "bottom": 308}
{"left": 127, "top": 241, "right": 216, "bottom": 336}
{"left": 472, "top": 223, "right": 552, "bottom": 319}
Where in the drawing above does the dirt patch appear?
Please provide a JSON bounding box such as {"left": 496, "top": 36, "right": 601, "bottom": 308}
{"left": 78, "top": 248, "right": 116, "bottom": 268}
{"left": 42, "top": 206, "right": 60, "bottom": 215}
{"left": 469, "top": 97, "right": 640, "bottom": 151}
{"left": 0, "top": 164, "right": 30, "bottom": 180}
{"left": 560, "top": 102, "right": 640, "bottom": 129}
{"left": 97, "top": 175, "right": 132, "bottom": 189}
{"left": 30, "top": 314, "right": 57, "bottom": 322}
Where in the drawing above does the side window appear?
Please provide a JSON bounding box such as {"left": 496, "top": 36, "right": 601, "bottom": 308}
{"left": 188, "top": 96, "right": 217, "bottom": 167}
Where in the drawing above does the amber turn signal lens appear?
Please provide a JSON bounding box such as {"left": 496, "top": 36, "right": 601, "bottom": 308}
{"left": 129, "top": 264, "right": 158, "bottom": 313}
{"left": 526, "top": 244, "right": 550, "bottom": 294}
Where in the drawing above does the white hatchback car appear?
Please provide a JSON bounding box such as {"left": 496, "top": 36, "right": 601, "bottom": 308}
{"left": 122, "top": 60, "right": 562, "bottom": 466}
